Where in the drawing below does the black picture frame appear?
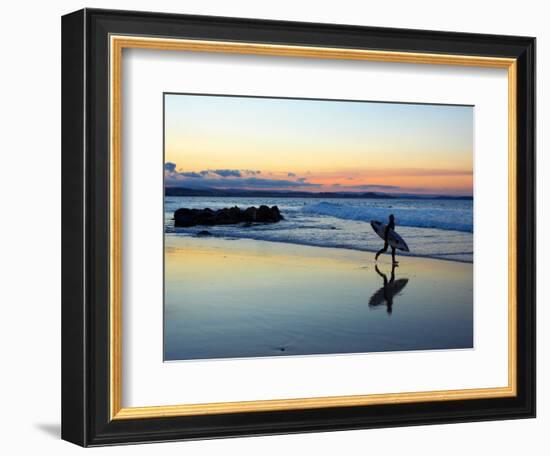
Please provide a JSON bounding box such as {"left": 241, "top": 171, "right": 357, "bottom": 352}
{"left": 62, "top": 8, "right": 535, "bottom": 447}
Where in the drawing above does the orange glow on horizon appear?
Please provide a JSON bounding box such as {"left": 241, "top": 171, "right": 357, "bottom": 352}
{"left": 164, "top": 94, "right": 474, "bottom": 196}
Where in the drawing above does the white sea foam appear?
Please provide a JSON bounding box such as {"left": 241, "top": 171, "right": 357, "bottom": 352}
{"left": 301, "top": 201, "right": 473, "bottom": 233}
{"left": 165, "top": 196, "right": 473, "bottom": 262}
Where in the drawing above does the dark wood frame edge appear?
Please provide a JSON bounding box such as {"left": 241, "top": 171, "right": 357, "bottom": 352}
{"left": 61, "top": 8, "right": 536, "bottom": 447}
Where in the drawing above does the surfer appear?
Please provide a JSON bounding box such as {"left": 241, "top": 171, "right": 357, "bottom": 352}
{"left": 375, "top": 214, "right": 398, "bottom": 265}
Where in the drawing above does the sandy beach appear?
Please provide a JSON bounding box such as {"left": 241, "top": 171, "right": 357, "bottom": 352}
{"left": 164, "top": 235, "right": 473, "bottom": 361}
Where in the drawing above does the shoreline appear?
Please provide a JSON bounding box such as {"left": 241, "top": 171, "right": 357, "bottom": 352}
{"left": 164, "top": 234, "right": 473, "bottom": 361}
{"left": 165, "top": 232, "right": 473, "bottom": 264}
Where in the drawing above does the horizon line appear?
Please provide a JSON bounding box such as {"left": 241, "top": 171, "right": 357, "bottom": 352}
{"left": 164, "top": 186, "right": 473, "bottom": 198}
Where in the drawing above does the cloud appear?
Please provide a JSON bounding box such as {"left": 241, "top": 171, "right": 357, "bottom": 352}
{"left": 327, "top": 183, "right": 401, "bottom": 191}
{"left": 179, "top": 171, "right": 204, "bottom": 178}
{"left": 164, "top": 162, "right": 176, "bottom": 172}
{"left": 209, "top": 169, "right": 242, "bottom": 177}
{"left": 167, "top": 175, "right": 321, "bottom": 189}
{"left": 287, "top": 172, "right": 296, "bottom": 177}
{"left": 188, "top": 169, "right": 261, "bottom": 178}
{"left": 164, "top": 163, "right": 320, "bottom": 190}
{"left": 367, "top": 168, "right": 472, "bottom": 177}
{"left": 232, "top": 177, "right": 320, "bottom": 189}
{"left": 352, "top": 184, "right": 401, "bottom": 190}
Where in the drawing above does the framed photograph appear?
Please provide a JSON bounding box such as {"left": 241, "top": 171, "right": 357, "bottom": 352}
{"left": 62, "top": 8, "right": 535, "bottom": 447}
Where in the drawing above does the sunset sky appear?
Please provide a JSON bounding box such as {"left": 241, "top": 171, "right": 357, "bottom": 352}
{"left": 164, "top": 94, "right": 473, "bottom": 196}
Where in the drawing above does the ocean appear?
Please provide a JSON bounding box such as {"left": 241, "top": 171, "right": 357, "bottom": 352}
{"left": 164, "top": 196, "right": 473, "bottom": 262}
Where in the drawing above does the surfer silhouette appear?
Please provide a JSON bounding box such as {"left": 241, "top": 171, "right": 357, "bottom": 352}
{"left": 375, "top": 214, "right": 398, "bottom": 264}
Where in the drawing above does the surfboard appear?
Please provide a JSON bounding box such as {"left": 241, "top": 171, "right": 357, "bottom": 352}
{"left": 368, "top": 278, "right": 409, "bottom": 308}
{"left": 370, "top": 220, "right": 410, "bottom": 252}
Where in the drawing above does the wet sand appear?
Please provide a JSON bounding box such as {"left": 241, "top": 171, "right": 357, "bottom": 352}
{"left": 164, "top": 236, "right": 473, "bottom": 361}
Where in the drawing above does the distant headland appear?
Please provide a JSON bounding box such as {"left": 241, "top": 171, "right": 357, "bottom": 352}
{"left": 165, "top": 187, "right": 473, "bottom": 200}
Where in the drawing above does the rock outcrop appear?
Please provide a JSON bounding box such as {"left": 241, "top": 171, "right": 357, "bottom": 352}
{"left": 174, "top": 205, "right": 283, "bottom": 227}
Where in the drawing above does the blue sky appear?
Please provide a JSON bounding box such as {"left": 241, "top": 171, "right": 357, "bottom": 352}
{"left": 164, "top": 93, "right": 473, "bottom": 195}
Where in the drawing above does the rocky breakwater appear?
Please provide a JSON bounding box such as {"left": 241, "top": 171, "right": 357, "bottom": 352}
{"left": 174, "top": 205, "right": 284, "bottom": 227}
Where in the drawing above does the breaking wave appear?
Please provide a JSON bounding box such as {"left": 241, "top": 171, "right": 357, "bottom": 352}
{"left": 302, "top": 201, "right": 473, "bottom": 233}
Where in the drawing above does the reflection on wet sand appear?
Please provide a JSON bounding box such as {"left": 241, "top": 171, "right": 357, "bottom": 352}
{"left": 369, "top": 264, "right": 409, "bottom": 315}
{"left": 164, "top": 236, "right": 472, "bottom": 360}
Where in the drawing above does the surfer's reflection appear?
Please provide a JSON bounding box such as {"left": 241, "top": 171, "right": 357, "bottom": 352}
{"left": 368, "top": 264, "right": 409, "bottom": 315}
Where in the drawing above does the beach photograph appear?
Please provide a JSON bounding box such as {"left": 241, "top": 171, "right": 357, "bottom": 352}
{"left": 163, "top": 93, "right": 474, "bottom": 361}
